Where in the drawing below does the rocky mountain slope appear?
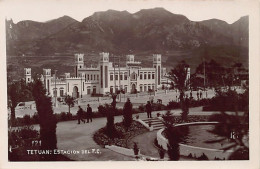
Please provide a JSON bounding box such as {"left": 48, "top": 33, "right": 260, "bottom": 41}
{"left": 6, "top": 8, "right": 248, "bottom": 80}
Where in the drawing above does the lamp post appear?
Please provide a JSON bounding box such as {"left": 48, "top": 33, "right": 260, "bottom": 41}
{"left": 81, "top": 74, "right": 82, "bottom": 98}
{"left": 54, "top": 70, "right": 57, "bottom": 107}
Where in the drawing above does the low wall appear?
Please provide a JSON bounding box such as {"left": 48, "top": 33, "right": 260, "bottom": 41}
{"left": 157, "top": 122, "right": 233, "bottom": 160}
{"left": 105, "top": 145, "right": 139, "bottom": 158}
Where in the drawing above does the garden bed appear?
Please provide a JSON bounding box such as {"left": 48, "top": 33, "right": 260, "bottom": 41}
{"left": 93, "top": 121, "right": 148, "bottom": 148}
{"left": 9, "top": 125, "right": 72, "bottom": 161}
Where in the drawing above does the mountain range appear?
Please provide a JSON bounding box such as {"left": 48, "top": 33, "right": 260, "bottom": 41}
{"left": 6, "top": 8, "right": 248, "bottom": 78}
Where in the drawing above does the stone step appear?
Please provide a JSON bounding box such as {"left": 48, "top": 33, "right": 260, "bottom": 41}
{"left": 149, "top": 121, "right": 164, "bottom": 125}
{"left": 142, "top": 118, "right": 161, "bottom": 122}
{"left": 153, "top": 126, "right": 165, "bottom": 130}
{"left": 153, "top": 123, "right": 165, "bottom": 127}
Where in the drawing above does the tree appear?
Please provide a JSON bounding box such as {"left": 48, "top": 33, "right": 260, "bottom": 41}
{"left": 208, "top": 88, "right": 249, "bottom": 160}
{"left": 122, "top": 98, "right": 133, "bottom": 129}
{"left": 162, "top": 111, "right": 180, "bottom": 161}
{"left": 105, "top": 104, "right": 117, "bottom": 138}
{"left": 7, "top": 79, "right": 35, "bottom": 126}
{"left": 195, "top": 59, "right": 226, "bottom": 88}
{"left": 32, "top": 79, "right": 57, "bottom": 161}
{"left": 64, "top": 95, "right": 74, "bottom": 113}
{"left": 8, "top": 82, "right": 22, "bottom": 126}
{"left": 167, "top": 61, "right": 190, "bottom": 121}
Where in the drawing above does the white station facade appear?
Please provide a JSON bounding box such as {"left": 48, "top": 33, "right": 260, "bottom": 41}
{"left": 24, "top": 53, "right": 190, "bottom": 98}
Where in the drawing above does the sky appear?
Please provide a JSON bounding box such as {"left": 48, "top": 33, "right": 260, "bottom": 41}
{"left": 0, "top": 0, "right": 252, "bottom": 24}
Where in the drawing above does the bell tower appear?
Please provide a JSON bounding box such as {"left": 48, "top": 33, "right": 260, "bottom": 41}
{"left": 24, "top": 68, "right": 31, "bottom": 84}
{"left": 153, "top": 54, "right": 162, "bottom": 89}
{"left": 75, "top": 53, "right": 84, "bottom": 77}
{"left": 99, "top": 52, "right": 109, "bottom": 94}
{"left": 43, "top": 68, "right": 51, "bottom": 95}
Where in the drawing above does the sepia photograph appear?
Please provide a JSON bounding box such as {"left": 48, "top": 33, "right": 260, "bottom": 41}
{"left": 0, "top": 0, "right": 259, "bottom": 168}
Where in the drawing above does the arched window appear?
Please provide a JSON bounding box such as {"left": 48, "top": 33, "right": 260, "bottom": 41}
{"left": 131, "top": 72, "right": 137, "bottom": 81}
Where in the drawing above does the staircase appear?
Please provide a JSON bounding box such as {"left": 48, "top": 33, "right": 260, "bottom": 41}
{"left": 142, "top": 117, "right": 165, "bottom": 130}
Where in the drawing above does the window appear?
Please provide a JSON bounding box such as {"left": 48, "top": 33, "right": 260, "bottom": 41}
{"left": 148, "top": 73, "right": 151, "bottom": 79}
{"left": 85, "top": 74, "right": 87, "bottom": 82}
{"left": 152, "top": 74, "right": 155, "bottom": 79}
{"left": 110, "top": 74, "right": 113, "bottom": 81}
{"left": 91, "top": 75, "right": 93, "bottom": 80}
{"left": 94, "top": 75, "right": 96, "bottom": 80}
{"left": 53, "top": 90, "right": 57, "bottom": 97}
{"left": 93, "top": 86, "right": 96, "bottom": 94}
{"left": 87, "top": 87, "right": 91, "bottom": 95}
{"left": 115, "top": 74, "right": 118, "bottom": 80}
{"left": 140, "top": 74, "right": 143, "bottom": 80}
{"left": 97, "top": 75, "right": 99, "bottom": 81}
{"left": 140, "top": 86, "right": 143, "bottom": 92}
{"left": 131, "top": 72, "right": 137, "bottom": 81}
{"left": 120, "top": 74, "right": 123, "bottom": 80}
{"left": 83, "top": 82, "right": 84, "bottom": 91}
{"left": 110, "top": 87, "right": 113, "bottom": 94}
{"left": 144, "top": 73, "right": 147, "bottom": 80}
{"left": 124, "top": 74, "right": 127, "bottom": 80}
{"left": 87, "top": 74, "right": 89, "bottom": 81}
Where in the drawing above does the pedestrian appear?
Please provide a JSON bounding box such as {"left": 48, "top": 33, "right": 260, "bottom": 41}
{"left": 145, "top": 101, "right": 152, "bottom": 118}
{"left": 77, "top": 106, "right": 85, "bottom": 124}
{"left": 200, "top": 91, "right": 202, "bottom": 99}
{"left": 86, "top": 104, "right": 93, "bottom": 123}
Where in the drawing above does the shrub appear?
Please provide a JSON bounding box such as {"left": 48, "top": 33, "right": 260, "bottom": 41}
{"left": 197, "top": 153, "right": 209, "bottom": 160}
{"left": 32, "top": 112, "right": 39, "bottom": 124}
{"left": 167, "top": 101, "right": 180, "bottom": 110}
{"left": 159, "top": 148, "right": 165, "bottom": 159}
{"left": 98, "top": 105, "right": 107, "bottom": 116}
{"left": 133, "top": 142, "right": 139, "bottom": 155}
{"left": 154, "top": 138, "right": 158, "bottom": 146}
{"left": 66, "top": 112, "right": 73, "bottom": 120}
{"left": 122, "top": 99, "right": 133, "bottom": 129}
{"left": 60, "top": 112, "right": 67, "bottom": 121}
{"left": 138, "top": 104, "right": 145, "bottom": 112}
{"left": 19, "top": 126, "right": 39, "bottom": 139}
{"left": 23, "top": 115, "right": 32, "bottom": 125}
{"left": 188, "top": 153, "right": 193, "bottom": 158}
{"left": 152, "top": 103, "right": 167, "bottom": 111}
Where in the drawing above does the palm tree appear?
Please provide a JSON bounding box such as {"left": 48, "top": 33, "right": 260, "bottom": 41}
{"left": 167, "top": 61, "right": 190, "bottom": 121}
